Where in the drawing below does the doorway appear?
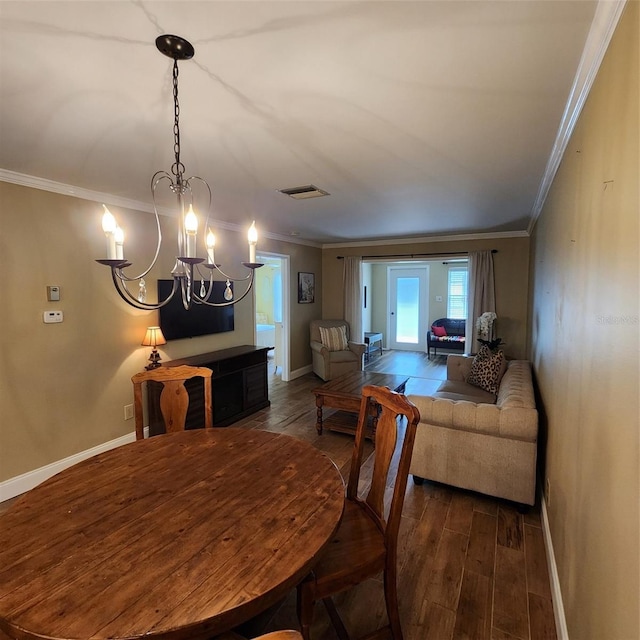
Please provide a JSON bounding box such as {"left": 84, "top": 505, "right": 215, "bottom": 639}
{"left": 254, "top": 253, "right": 291, "bottom": 381}
{"left": 387, "top": 266, "right": 429, "bottom": 351}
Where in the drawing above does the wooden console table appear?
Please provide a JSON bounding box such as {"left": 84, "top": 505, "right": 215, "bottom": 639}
{"left": 148, "top": 345, "right": 270, "bottom": 433}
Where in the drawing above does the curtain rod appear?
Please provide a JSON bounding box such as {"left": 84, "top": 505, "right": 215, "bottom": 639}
{"left": 336, "top": 250, "right": 497, "bottom": 259}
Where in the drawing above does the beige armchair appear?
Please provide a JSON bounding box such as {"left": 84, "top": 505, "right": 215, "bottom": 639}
{"left": 310, "top": 319, "right": 366, "bottom": 381}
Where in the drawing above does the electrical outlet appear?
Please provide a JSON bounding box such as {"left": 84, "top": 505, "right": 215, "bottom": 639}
{"left": 124, "top": 404, "right": 134, "bottom": 420}
{"left": 545, "top": 477, "right": 551, "bottom": 506}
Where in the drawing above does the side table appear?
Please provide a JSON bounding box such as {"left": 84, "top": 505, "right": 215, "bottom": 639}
{"left": 364, "top": 332, "right": 383, "bottom": 361}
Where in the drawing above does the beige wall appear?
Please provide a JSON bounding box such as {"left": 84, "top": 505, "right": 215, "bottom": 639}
{"left": 323, "top": 236, "right": 530, "bottom": 359}
{"left": 0, "top": 182, "right": 321, "bottom": 482}
{"left": 529, "top": 3, "right": 639, "bottom": 638}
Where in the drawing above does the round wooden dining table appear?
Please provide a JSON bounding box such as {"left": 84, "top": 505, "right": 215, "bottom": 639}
{"left": 0, "top": 429, "right": 345, "bottom": 640}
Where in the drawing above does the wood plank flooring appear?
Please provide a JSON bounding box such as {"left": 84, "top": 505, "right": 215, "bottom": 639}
{"left": 0, "top": 349, "right": 557, "bottom": 640}
{"left": 241, "top": 350, "right": 557, "bottom": 640}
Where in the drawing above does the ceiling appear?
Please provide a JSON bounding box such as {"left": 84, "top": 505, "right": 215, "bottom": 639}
{"left": 0, "top": 1, "right": 604, "bottom": 246}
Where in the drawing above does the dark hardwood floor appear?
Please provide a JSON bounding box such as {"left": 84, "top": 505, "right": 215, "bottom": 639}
{"left": 0, "top": 349, "right": 557, "bottom": 640}
{"left": 241, "top": 349, "right": 557, "bottom": 640}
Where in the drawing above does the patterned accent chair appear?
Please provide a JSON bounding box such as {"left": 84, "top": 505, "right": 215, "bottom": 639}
{"left": 310, "top": 319, "right": 366, "bottom": 381}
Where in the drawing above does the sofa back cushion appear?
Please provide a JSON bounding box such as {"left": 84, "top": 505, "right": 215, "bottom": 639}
{"left": 310, "top": 319, "right": 350, "bottom": 344}
{"left": 318, "top": 325, "right": 349, "bottom": 352}
{"left": 497, "top": 361, "right": 537, "bottom": 410}
{"left": 432, "top": 318, "right": 466, "bottom": 337}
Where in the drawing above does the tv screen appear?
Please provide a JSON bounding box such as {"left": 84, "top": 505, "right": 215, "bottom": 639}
{"left": 158, "top": 279, "right": 234, "bottom": 340}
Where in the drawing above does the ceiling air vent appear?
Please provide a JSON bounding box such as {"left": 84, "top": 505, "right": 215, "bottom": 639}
{"left": 278, "top": 185, "right": 329, "bottom": 200}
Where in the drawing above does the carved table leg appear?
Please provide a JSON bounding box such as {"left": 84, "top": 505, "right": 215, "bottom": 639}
{"left": 315, "top": 396, "right": 324, "bottom": 435}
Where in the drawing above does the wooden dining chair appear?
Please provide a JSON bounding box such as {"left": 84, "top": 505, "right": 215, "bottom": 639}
{"left": 215, "top": 631, "right": 302, "bottom": 640}
{"left": 296, "top": 384, "right": 420, "bottom": 640}
{"left": 131, "top": 365, "right": 213, "bottom": 439}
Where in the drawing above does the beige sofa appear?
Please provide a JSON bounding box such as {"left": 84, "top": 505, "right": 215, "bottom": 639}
{"left": 407, "top": 355, "right": 538, "bottom": 506}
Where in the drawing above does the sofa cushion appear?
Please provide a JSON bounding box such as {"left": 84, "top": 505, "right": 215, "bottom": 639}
{"left": 431, "top": 325, "right": 447, "bottom": 337}
{"left": 433, "top": 335, "right": 465, "bottom": 344}
{"left": 435, "top": 380, "right": 496, "bottom": 404}
{"left": 319, "top": 325, "right": 348, "bottom": 351}
{"left": 327, "top": 349, "right": 360, "bottom": 363}
{"left": 467, "top": 346, "right": 506, "bottom": 394}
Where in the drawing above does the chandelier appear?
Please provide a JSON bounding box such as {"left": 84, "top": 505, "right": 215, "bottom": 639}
{"left": 96, "top": 34, "right": 263, "bottom": 310}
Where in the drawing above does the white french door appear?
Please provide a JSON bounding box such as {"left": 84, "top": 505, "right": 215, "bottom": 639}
{"left": 387, "top": 267, "right": 429, "bottom": 351}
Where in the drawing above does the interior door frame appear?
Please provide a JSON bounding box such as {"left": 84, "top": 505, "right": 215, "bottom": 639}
{"left": 254, "top": 252, "right": 291, "bottom": 382}
{"left": 386, "top": 265, "right": 429, "bottom": 351}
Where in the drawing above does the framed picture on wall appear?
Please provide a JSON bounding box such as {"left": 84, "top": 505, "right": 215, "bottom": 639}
{"left": 298, "top": 272, "right": 315, "bottom": 304}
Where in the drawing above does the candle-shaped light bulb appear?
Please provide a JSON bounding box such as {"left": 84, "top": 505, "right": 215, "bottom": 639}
{"left": 185, "top": 204, "right": 198, "bottom": 258}
{"left": 102, "top": 205, "right": 117, "bottom": 259}
{"left": 248, "top": 220, "right": 258, "bottom": 263}
{"left": 114, "top": 226, "right": 124, "bottom": 260}
{"left": 206, "top": 230, "right": 216, "bottom": 264}
{"left": 102, "top": 205, "right": 116, "bottom": 233}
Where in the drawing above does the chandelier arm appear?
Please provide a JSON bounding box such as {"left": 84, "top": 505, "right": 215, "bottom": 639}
{"left": 179, "top": 267, "right": 197, "bottom": 311}
{"left": 109, "top": 171, "right": 169, "bottom": 284}
{"left": 193, "top": 269, "right": 256, "bottom": 307}
{"left": 208, "top": 264, "right": 254, "bottom": 282}
{"left": 109, "top": 268, "right": 181, "bottom": 310}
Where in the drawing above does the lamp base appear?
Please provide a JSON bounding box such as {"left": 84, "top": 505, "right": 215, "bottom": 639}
{"left": 146, "top": 348, "right": 163, "bottom": 370}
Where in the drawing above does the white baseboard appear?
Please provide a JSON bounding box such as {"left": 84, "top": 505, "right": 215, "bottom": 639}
{"left": 0, "top": 431, "right": 138, "bottom": 502}
{"left": 541, "top": 494, "right": 569, "bottom": 640}
{"left": 290, "top": 364, "right": 313, "bottom": 380}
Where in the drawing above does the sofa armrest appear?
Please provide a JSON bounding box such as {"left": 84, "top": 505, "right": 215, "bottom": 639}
{"left": 310, "top": 340, "right": 328, "bottom": 357}
{"left": 446, "top": 355, "right": 474, "bottom": 381}
{"left": 348, "top": 341, "right": 366, "bottom": 357}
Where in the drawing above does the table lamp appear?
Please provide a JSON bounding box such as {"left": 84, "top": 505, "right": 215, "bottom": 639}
{"left": 141, "top": 326, "right": 167, "bottom": 370}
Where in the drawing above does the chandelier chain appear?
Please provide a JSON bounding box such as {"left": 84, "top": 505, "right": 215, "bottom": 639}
{"left": 171, "top": 58, "right": 185, "bottom": 187}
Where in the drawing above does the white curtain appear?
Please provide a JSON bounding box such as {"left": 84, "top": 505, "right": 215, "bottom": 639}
{"left": 465, "top": 250, "right": 496, "bottom": 354}
{"left": 343, "top": 256, "right": 363, "bottom": 343}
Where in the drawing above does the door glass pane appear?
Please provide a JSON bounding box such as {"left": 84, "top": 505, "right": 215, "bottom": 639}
{"left": 396, "top": 277, "right": 419, "bottom": 343}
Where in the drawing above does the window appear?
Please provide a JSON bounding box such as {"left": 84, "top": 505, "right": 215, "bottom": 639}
{"left": 447, "top": 267, "right": 468, "bottom": 319}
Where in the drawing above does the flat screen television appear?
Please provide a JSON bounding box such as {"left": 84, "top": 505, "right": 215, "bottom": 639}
{"left": 157, "top": 279, "right": 234, "bottom": 341}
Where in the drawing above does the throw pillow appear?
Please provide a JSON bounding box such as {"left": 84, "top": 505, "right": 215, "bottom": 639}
{"left": 432, "top": 325, "right": 447, "bottom": 337}
{"left": 318, "top": 325, "right": 349, "bottom": 352}
{"left": 467, "top": 345, "right": 505, "bottom": 394}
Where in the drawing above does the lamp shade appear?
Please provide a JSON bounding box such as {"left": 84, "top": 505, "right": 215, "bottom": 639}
{"left": 141, "top": 326, "right": 167, "bottom": 347}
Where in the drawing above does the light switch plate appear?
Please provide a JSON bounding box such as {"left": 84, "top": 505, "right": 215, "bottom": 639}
{"left": 43, "top": 310, "right": 63, "bottom": 323}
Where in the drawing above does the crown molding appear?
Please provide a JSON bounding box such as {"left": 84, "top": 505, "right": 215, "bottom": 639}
{"left": 0, "top": 169, "right": 170, "bottom": 215}
{"left": 0, "top": 167, "right": 526, "bottom": 250}
{"left": 528, "top": 0, "right": 627, "bottom": 234}
{"left": 322, "top": 230, "right": 529, "bottom": 250}
{"left": 0, "top": 169, "right": 320, "bottom": 247}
